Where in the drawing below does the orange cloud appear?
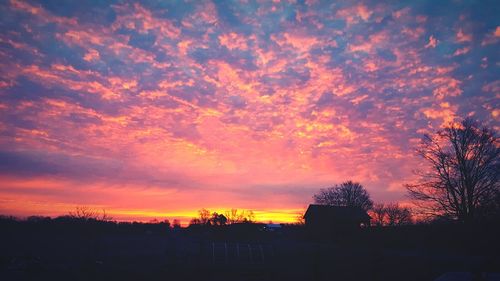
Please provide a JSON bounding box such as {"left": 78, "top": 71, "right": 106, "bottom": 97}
{"left": 481, "top": 26, "right": 500, "bottom": 46}
{"left": 337, "top": 4, "right": 373, "bottom": 25}
{"left": 456, "top": 28, "right": 472, "bottom": 43}
{"left": 347, "top": 32, "right": 387, "bottom": 53}
{"left": 219, "top": 32, "right": 249, "bottom": 50}
{"left": 112, "top": 3, "right": 180, "bottom": 38}
{"left": 421, "top": 102, "right": 458, "bottom": 127}
{"left": 83, "top": 49, "right": 100, "bottom": 62}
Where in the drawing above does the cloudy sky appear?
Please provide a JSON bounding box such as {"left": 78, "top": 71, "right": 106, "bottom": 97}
{"left": 0, "top": 0, "right": 498, "bottom": 223}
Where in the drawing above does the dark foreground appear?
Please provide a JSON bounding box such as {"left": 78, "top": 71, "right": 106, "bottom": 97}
{"left": 1, "top": 218, "right": 499, "bottom": 281}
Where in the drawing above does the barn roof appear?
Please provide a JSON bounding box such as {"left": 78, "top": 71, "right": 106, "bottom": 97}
{"left": 304, "top": 204, "right": 371, "bottom": 221}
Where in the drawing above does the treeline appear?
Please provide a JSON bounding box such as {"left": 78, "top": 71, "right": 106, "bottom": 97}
{"left": 0, "top": 206, "right": 180, "bottom": 235}
{"left": 0, "top": 206, "right": 266, "bottom": 234}
{"left": 0, "top": 214, "right": 175, "bottom": 235}
{"left": 188, "top": 208, "right": 256, "bottom": 226}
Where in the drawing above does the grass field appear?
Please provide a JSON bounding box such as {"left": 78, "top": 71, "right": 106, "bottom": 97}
{"left": 1, "top": 219, "right": 499, "bottom": 281}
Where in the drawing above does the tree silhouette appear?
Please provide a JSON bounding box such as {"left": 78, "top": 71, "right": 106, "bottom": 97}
{"left": 172, "top": 219, "right": 181, "bottom": 229}
{"left": 198, "top": 208, "right": 211, "bottom": 225}
{"left": 370, "top": 203, "right": 412, "bottom": 226}
{"left": 225, "top": 209, "right": 245, "bottom": 224}
{"left": 210, "top": 212, "right": 227, "bottom": 226}
{"left": 406, "top": 118, "right": 499, "bottom": 222}
{"left": 224, "top": 209, "right": 255, "bottom": 224}
{"left": 313, "top": 180, "right": 373, "bottom": 211}
{"left": 191, "top": 209, "right": 249, "bottom": 226}
{"left": 69, "top": 206, "right": 112, "bottom": 222}
{"left": 189, "top": 218, "right": 202, "bottom": 225}
{"left": 371, "top": 203, "right": 387, "bottom": 226}
{"left": 384, "top": 203, "right": 412, "bottom": 226}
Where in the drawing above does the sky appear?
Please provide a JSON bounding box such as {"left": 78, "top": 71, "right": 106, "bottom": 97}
{"left": 0, "top": 0, "right": 498, "bottom": 223}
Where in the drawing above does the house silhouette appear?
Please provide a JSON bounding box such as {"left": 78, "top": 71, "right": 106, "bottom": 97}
{"left": 304, "top": 204, "right": 371, "bottom": 234}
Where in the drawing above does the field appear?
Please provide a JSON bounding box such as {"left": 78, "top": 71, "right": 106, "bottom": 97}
{"left": 1, "top": 219, "right": 499, "bottom": 281}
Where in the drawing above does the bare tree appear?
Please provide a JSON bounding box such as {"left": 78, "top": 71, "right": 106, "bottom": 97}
{"left": 198, "top": 208, "right": 211, "bottom": 225}
{"left": 295, "top": 213, "right": 305, "bottom": 225}
{"left": 243, "top": 210, "right": 255, "bottom": 223}
{"left": 371, "top": 203, "right": 387, "bottom": 226}
{"left": 225, "top": 209, "right": 245, "bottom": 224}
{"left": 384, "top": 203, "right": 412, "bottom": 226}
{"left": 100, "top": 209, "right": 113, "bottom": 221}
{"left": 224, "top": 209, "right": 255, "bottom": 224}
{"left": 69, "top": 206, "right": 112, "bottom": 221}
{"left": 313, "top": 181, "right": 374, "bottom": 211}
{"left": 406, "top": 118, "right": 499, "bottom": 222}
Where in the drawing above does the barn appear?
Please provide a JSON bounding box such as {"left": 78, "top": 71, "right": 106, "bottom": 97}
{"left": 303, "top": 204, "right": 371, "bottom": 233}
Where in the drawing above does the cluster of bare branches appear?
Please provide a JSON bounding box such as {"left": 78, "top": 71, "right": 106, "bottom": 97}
{"left": 224, "top": 208, "right": 255, "bottom": 224}
{"left": 69, "top": 206, "right": 113, "bottom": 222}
{"left": 371, "top": 203, "right": 413, "bottom": 226}
{"left": 313, "top": 181, "right": 373, "bottom": 211}
{"left": 406, "top": 118, "right": 499, "bottom": 222}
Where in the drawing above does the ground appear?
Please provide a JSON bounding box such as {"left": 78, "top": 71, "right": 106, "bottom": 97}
{"left": 1, "top": 221, "right": 499, "bottom": 281}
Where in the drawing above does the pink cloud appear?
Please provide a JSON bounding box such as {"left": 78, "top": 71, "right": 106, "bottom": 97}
{"left": 425, "top": 35, "right": 438, "bottom": 48}
{"left": 456, "top": 28, "right": 472, "bottom": 43}
{"left": 453, "top": 46, "right": 471, "bottom": 56}
{"left": 219, "top": 32, "right": 249, "bottom": 51}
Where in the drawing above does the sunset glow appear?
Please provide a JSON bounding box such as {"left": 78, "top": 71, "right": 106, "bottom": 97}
{"left": 0, "top": 0, "right": 498, "bottom": 224}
